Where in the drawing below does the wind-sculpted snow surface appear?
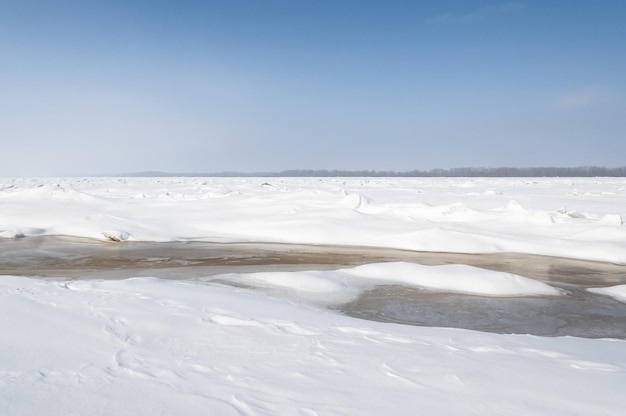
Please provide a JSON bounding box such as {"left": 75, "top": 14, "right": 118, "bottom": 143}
{"left": 1, "top": 177, "right": 625, "bottom": 262}
{"left": 213, "top": 262, "right": 563, "bottom": 304}
{"left": 2, "top": 177, "right": 626, "bottom": 415}
{"left": 1, "top": 276, "right": 625, "bottom": 416}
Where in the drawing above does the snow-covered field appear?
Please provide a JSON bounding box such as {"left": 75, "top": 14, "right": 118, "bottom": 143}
{"left": 2, "top": 177, "right": 626, "bottom": 415}
{"left": 1, "top": 177, "right": 625, "bottom": 262}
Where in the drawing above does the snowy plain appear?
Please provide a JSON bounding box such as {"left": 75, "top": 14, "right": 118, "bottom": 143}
{"left": 1, "top": 176, "right": 625, "bottom": 262}
{"left": 1, "top": 177, "right": 626, "bottom": 415}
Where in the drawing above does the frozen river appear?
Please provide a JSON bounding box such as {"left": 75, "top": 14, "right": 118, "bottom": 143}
{"left": 4, "top": 236, "right": 625, "bottom": 339}
{"left": 3, "top": 177, "right": 626, "bottom": 415}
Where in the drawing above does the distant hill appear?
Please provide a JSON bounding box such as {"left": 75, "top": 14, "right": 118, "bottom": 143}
{"left": 119, "top": 166, "right": 626, "bottom": 178}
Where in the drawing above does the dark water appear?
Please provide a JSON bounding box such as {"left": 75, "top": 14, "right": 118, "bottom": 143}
{"left": 340, "top": 284, "right": 626, "bottom": 339}
{"left": 2, "top": 236, "right": 626, "bottom": 339}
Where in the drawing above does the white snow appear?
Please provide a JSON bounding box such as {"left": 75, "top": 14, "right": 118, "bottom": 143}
{"left": 588, "top": 284, "right": 626, "bottom": 303}
{"left": 2, "top": 177, "right": 626, "bottom": 415}
{"left": 1, "top": 276, "right": 624, "bottom": 416}
{"left": 1, "top": 177, "right": 625, "bottom": 262}
{"left": 214, "top": 262, "right": 562, "bottom": 305}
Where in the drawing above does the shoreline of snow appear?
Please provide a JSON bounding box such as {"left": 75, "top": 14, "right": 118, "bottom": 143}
{"left": 2, "top": 177, "right": 625, "bottom": 415}
{"left": 1, "top": 177, "right": 625, "bottom": 263}
{"left": 1, "top": 275, "right": 625, "bottom": 415}
{"left": 588, "top": 285, "right": 626, "bottom": 303}
{"left": 209, "top": 262, "right": 563, "bottom": 306}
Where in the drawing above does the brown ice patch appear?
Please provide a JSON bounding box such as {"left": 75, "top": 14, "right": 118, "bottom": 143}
{"left": 1, "top": 235, "right": 625, "bottom": 285}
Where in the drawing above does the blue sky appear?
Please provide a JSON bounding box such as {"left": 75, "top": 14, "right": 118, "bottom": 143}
{"left": 1, "top": 0, "right": 625, "bottom": 176}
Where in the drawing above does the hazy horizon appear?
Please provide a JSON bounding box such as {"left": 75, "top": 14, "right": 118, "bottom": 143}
{"left": 4, "top": 165, "right": 620, "bottom": 179}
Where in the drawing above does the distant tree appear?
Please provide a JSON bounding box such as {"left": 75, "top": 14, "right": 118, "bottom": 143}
{"left": 121, "top": 166, "right": 626, "bottom": 178}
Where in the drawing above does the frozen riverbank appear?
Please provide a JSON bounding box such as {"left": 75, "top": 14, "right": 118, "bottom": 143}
{"left": 3, "top": 236, "right": 626, "bottom": 339}
{"left": 1, "top": 177, "right": 625, "bottom": 263}
{"left": 3, "top": 236, "right": 625, "bottom": 284}
{"left": 2, "top": 275, "right": 626, "bottom": 416}
{"left": 2, "top": 177, "right": 626, "bottom": 414}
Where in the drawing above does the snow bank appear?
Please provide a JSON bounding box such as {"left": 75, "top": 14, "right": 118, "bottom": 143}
{"left": 588, "top": 284, "right": 626, "bottom": 303}
{"left": 1, "top": 276, "right": 624, "bottom": 416}
{"left": 1, "top": 177, "right": 625, "bottom": 262}
{"left": 215, "top": 262, "right": 562, "bottom": 304}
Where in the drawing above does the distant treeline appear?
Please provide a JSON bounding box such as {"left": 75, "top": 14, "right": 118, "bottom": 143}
{"left": 277, "top": 166, "right": 626, "bottom": 177}
{"left": 126, "top": 166, "right": 626, "bottom": 177}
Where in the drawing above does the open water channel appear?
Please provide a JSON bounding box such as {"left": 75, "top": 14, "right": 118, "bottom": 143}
{"left": 2, "top": 236, "right": 626, "bottom": 339}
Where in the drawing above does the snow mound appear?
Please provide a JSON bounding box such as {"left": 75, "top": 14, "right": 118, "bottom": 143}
{"left": 228, "top": 270, "right": 349, "bottom": 294}
{"left": 340, "top": 190, "right": 372, "bottom": 210}
{"left": 216, "top": 262, "right": 562, "bottom": 303}
{"left": 588, "top": 285, "right": 626, "bottom": 303}
{"left": 343, "top": 262, "right": 563, "bottom": 296}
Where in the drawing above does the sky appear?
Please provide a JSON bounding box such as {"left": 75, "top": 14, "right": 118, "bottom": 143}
{"left": 1, "top": 0, "right": 625, "bottom": 176}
